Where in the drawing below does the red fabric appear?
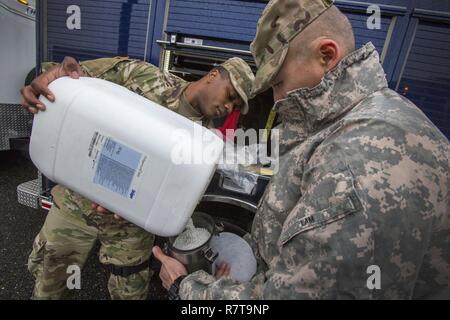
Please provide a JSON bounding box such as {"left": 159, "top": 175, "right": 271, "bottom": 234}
{"left": 217, "top": 110, "right": 241, "bottom": 140}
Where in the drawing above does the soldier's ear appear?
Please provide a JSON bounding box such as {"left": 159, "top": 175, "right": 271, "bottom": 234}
{"left": 317, "top": 39, "right": 340, "bottom": 72}
{"left": 207, "top": 69, "right": 219, "bottom": 83}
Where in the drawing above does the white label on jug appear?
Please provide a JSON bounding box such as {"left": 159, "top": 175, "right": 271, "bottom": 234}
{"left": 88, "top": 132, "right": 146, "bottom": 199}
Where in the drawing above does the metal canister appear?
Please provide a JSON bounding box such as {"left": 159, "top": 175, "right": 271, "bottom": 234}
{"left": 167, "top": 212, "right": 221, "bottom": 274}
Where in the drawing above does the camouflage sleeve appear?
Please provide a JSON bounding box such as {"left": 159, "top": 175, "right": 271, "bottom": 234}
{"left": 41, "top": 58, "right": 161, "bottom": 89}
{"left": 80, "top": 57, "right": 145, "bottom": 84}
{"left": 80, "top": 57, "right": 185, "bottom": 105}
{"left": 41, "top": 62, "right": 59, "bottom": 73}
{"left": 40, "top": 58, "right": 135, "bottom": 83}
{"left": 179, "top": 267, "right": 266, "bottom": 300}
{"left": 39, "top": 58, "right": 161, "bottom": 100}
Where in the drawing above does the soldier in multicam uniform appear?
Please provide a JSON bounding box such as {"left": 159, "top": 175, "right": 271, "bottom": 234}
{"left": 154, "top": 0, "right": 450, "bottom": 299}
{"left": 20, "top": 56, "right": 254, "bottom": 299}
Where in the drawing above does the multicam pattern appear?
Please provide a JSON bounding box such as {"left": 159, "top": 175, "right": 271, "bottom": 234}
{"left": 29, "top": 56, "right": 252, "bottom": 299}
{"left": 81, "top": 57, "right": 203, "bottom": 122}
{"left": 28, "top": 185, "right": 154, "bottom": 299}
{"left": 29, "top": 58, "right": 192, "bottom": 300}
{"left": 220, "top": 57, "right": 255, "bottom": 114}
{"left": 179, "top": 43, "right": 450, "bottom": 300}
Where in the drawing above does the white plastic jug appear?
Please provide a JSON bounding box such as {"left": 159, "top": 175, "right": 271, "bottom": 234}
{"left": 30, "top": 77, "right": 224, "bottom": 236}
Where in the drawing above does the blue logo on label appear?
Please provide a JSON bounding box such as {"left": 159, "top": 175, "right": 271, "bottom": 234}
{"left": 129, "top": 189, "right": 136, "bottom": 199}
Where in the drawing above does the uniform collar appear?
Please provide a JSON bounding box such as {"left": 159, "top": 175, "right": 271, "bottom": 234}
{"left": 275, "top": 42, "right": 388, "bottom": 136}
{"left": 178, "top": 86, "right": 204, "bottom": 120}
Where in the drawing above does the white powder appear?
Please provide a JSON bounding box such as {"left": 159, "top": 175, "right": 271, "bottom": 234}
{"left": 173, "top": 218, "right": 211, "bottom": 251}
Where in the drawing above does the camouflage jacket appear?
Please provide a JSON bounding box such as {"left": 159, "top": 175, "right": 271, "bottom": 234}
{"left": 179, "top": 43, "right": 450, "bottom": 300}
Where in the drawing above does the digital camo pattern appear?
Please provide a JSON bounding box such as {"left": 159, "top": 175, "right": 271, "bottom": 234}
{"left": 179, "top": 43, "right": 450, "bottom": 300}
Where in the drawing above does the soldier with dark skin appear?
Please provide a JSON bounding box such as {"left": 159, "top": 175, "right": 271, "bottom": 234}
{"left": 153, "top": 0, "right": 450, "bottom": 299}
{"left": 20, "top": 56, "right": 254, "bottom": 299}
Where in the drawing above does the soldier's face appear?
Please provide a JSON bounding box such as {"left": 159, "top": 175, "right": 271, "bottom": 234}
{"left": 270, "top": 38, "right": 341, "bottom": 101}
{"left": 198, "top": 70, "right": 244, "bottom": 118}
{"left": 271, "top": 48, "right": 324, "bottom": 102}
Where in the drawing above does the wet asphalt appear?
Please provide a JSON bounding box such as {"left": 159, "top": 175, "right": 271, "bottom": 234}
{"left": 0, "top": 150, "right": 167, "bottom": 300}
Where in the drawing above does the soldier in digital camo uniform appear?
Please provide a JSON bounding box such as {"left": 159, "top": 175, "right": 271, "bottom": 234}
{"left": 21, "top": 56, "right": 254, "bottom": 299}
{"left": 154, "top": 0, "right": 450, "bottom": 299}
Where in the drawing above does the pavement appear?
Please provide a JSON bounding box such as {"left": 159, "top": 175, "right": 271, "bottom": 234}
{"left": 0, "top": 150, "right": 167, "bottom": 300}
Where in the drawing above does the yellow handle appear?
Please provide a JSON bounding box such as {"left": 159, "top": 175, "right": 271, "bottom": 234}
{"left": 262, "top": 109, "right": 277, "bottom": 143}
